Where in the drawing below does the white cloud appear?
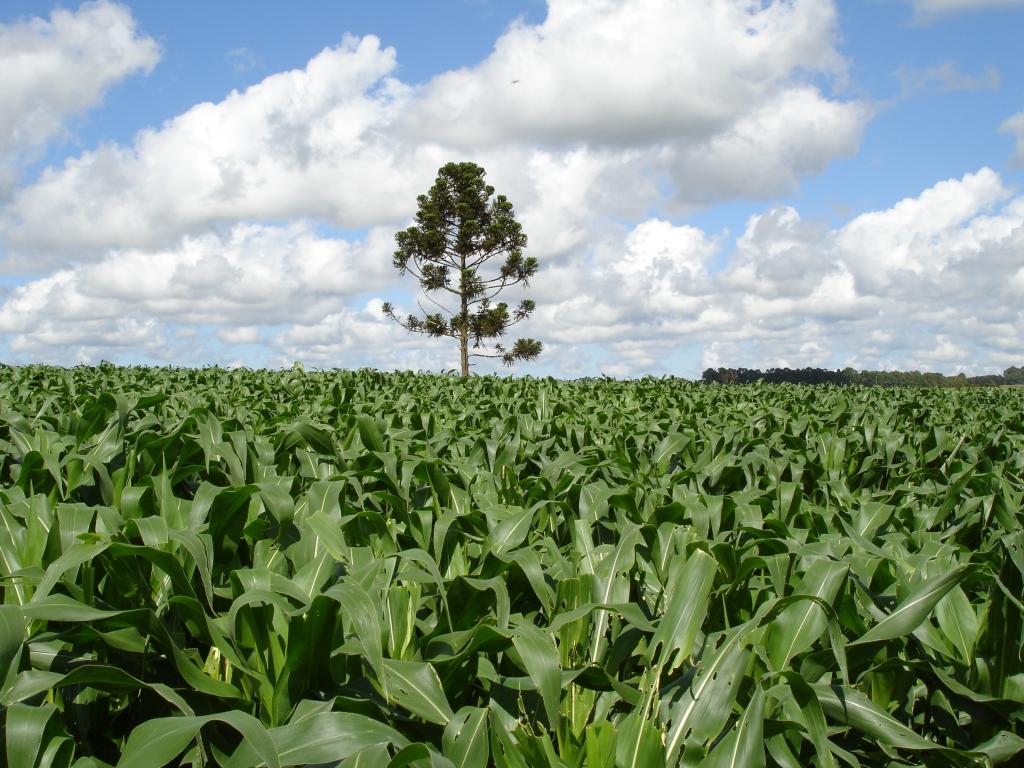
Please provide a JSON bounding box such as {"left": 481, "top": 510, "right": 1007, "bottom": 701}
{"left": 1, "top": 0, "right": 866, "bottom": 264}
{"left": 896, "top": 62, "right": 1000, "bottom": 95}
{"left": 0, "top": 222, "right": 397, "bottom": 360}
{"left": 1, "top": 34, "right": 441, "bottom": 261}
{"left": 912, "top": 0, "right": 1024, "bottom": 21}
{"left": 405, "top": 0, "right": 848, "bottom": 146}
{"left": 12, "top": 1, "right": 1018, "bottom": 376}
{"left": 527, "top": 168, "right": 1024, "bottom": 376}
{"left": 405, "top": 0, "right": 867, "bottom": 205}
{"left": 1001, "top": 110, "right": 1024, "bottom": 166}
{"left": 665, "top": 87, "right": 868, "bottom": 204}
{"left": 835, "top": 167, "right": 1010, "bottom": 291}
{"left": 0, "top": 1, "right": 159, "bottom": 190}
{"left": 271, "top": 299, "right": 462, "bottom": 371}
{"left": 217, "top": 326, "right": 261, "bottom": 344}
{"left": 2, "top": 169, "right": 1021, "bottom": 375}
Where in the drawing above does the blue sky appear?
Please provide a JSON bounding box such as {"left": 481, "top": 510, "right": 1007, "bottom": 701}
{"left": 1, "top": 0, "right": 1023, "bottom": 377}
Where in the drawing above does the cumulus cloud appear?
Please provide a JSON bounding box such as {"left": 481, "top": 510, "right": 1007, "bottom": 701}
{"left": 0, "top": 1, "right": 159, "bottom": 191}
{"left": 528, "top": 168, "right": 1024, "bottom": 376}
{"left": 0, "top": 0, "right": 866, "bottom": 264}
{"left": 21, "top": 0, "right": 1015, "bottom": 375}
{"left": 665, "top": 87, "right": 867, "bottom": 203}
{"left": 1, "top": 34, "right": 437, "bottom": 262}
{"left": 0, "top": 222, "right": 397, "bottom": 360}
{"left": 272, "top": 299, "right": 463, "bottom": 371}
{"left": 835, "top": 167, "right": 1010, "bottom": 291}
{"left": 406, "top": 0, "right": 848, "bottom": 144}
{"left": 405, "top": 0, "right": 866, "bottom": 203}
{"left": 2, "top": 168, "right": 1021, "bottom": 375}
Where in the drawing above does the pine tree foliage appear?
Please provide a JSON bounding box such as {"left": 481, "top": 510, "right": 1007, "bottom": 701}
{"left": 382, "top": 162, "right": 542, "bottom": 376}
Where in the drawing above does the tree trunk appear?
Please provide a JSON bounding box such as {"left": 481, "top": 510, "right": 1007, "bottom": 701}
{"left": 459, "top": 252, "right": 469, "bottom": 377}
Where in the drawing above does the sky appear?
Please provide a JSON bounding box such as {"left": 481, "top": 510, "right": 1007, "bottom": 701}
{"left": 0, "top": 0, "right": 1023, "bottom": 378}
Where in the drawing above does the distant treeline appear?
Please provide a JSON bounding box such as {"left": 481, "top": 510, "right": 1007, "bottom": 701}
{"left": 702, "top": 365, "right": 1024, "bottom": 387}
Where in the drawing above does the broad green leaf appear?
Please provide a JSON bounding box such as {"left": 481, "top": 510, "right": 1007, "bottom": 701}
{"left": 117, "top": 712, "right": 278, "bottom": 768}
{"left": 646, "top": 548, "right": 716, "bottom": 672}
{"left": 614, "top": 713, "right": 664, "bottom": 768}
{"left": 584, "top": 722, "right": 617, "bottom": 768}
{"left": 382, "top": 658, "right": 455, "bottom": 726}
{"left": 5, "top": 702, "right": 59, "bottom": 768}
{"left": 0, "top": 605, "right": 24, "bottom": 680}
{"left": 780, "top": 673, "right": 835, "bottom": 768}
{"left": 935, "top": 585, "right": 980, "bottom": 663}
{"left": 511, "top": 623, "right": 561, "bottom": 731}
{"left": 703, "top": 685, "right": 765, "bottom": 768}
{"left": 486, "top": 506, "right": 534, "bottom": 556}
{"left": 356, "top": 414, "right": 386, "bottom": 453}
{"left": 225, "top": 712, "right": 407, "bottom": 768}
{"left": 443, "top": 707, "right": 490, "bottom": 768}
{"left": 852, "top": 565, "right": 975, "bottom": 646}
{"left": 324, "top": 581, "right": 384, "bottom": 681}
{"left": 973, "top": 731, "right": 1024, "bottom": 765}
{"left": 589, "top": 525, "right": 640, "bottom": 663}
{"left": 813, "top": 683, "right": 937, "bottom": 751}
{"left": 765, "top": 559, "right": 847, "bottom": 671}
{"left": 31, "top": 540, "right": 110, "bottom": 603}
{"left": 665, "top": 630, "right": 750, "bottom": 762}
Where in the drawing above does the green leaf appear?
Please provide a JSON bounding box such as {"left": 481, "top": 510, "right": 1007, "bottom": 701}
{"left": 0, "top": 605, "right": 24, "bottom": 681}
{"left": 935, "top": 585, "right": 980, "bottom": 663}
{"left": 589, "top": 525, "right": 639, "bottom": 663}
{"left": 323, "top": 581, "right": 384, "bottom": 681}
{"left": 511, "top": 623, "right": 561, "bottom": 731}
{"left": 3, "top": 663, "right": 193, "bottom": 714}
{"left": 443, "top": 707, "right": 490, "bottom": 768}
{"left": 226, "top": 712, "right": 407, "bottom": 768}
{"left": 20, "top": 594, "right": 122, "bottom": 622}
{"left": 813, "top": 683, "right": 937, "bottom": 751}
{"left": 703, "top": 685, "right": 765, "bottom": 768}
{"left": 973, "top": 731, "right": 1024, "bottom": 765}
{"left": 584, "top": 722, "right": 617, "bottom": 768}
{"left": 852, "top": 565, "right": 975, "bottom": 646}
{"left": 614, "top": 713, "right": 664, "bottom": 768}
{"left": 780, "top": 672, "right": 835, "bottom": 768}
{"left": 646, "top": 548, "right": 717, "bottom": 672}
{"left": 487, "top": 506, "right": 533, "bottom": 556}
{"left": 31, "top": 540, "right": 111, "bottom": 603}
{"left": 382, "top": 658, "right": 455, "bottom": 726}
{"left": 356, "top": 414, "right": 386, "bottom": 453}
{"left": 765, "top": 559, "right": 847, "bottom": 671}
{"left": 665, "top": 629, "right": 750, "bottom": 762}
{"left": 5, "top": 703, "right": 59, "bottom": 768}
{"left": 117, "top": 712, "right": 279, "bottom": 768}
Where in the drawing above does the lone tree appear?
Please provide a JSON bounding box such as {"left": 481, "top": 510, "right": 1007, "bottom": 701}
{"left": 382, "top": 162, "right": 542, "bottom": 377}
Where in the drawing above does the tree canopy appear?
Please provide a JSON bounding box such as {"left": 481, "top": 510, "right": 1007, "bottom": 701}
{"left": 382, "top": 162, "right": 541, "bottom": 376}
{"left": 701, "top": 365, "right": 1024, "bottom": 387}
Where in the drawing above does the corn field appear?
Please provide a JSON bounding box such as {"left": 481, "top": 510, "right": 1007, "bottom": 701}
{"left": 1, "top": 365, "right": 1023, "bottom": 767}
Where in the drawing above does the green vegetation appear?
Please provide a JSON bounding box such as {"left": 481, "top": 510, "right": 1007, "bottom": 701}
{"left": 383, "top": 162, "right": 542, "bottom": 376}
{"left": 1, "top": 364, "right": 1023, "bottom": 766}
{"left": 703, "top": 365, "right": 1024, "bottom": 387}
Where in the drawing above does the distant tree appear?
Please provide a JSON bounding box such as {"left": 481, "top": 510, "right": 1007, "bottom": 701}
{"left": 1004, "top": 365, "right": 1024, "bottom": 384}
{"left": 382, "top": 162, "right": 542, "bottom": 377}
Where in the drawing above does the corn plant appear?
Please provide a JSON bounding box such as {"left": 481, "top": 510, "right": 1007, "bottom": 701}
{"left": 0, "top": 365, "right": 1022, "bottom": 766}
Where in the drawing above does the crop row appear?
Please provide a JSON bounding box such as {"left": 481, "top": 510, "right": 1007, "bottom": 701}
{"left": 1, "top": 365, "right": 1023, "bottom": 766}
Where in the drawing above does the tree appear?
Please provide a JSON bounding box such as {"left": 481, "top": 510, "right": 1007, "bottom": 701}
{"left": 382, "top": 162, "right": 542, "bottom": 377}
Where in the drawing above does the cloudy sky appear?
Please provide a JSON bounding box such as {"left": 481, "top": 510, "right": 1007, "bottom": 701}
{"left": 1, "top": 0, "right": 1022, "bottom": 377}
